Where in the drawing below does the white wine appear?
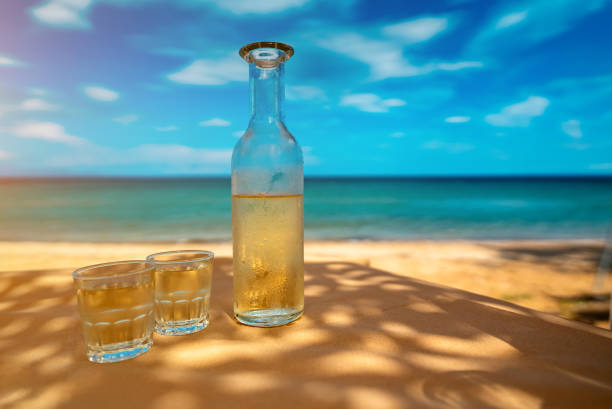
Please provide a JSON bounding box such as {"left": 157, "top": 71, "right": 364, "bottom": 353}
{"left": 76, "top": 280, "right": 154, "bottom": 355}
{"left": 232, "top": 42, "right": 303, "bottom": 327}
{"left": 233, "top": 194, "right": 304, "bottom": 326}
{"left": 154, "top": 265, "right": 212, "bottom": 334}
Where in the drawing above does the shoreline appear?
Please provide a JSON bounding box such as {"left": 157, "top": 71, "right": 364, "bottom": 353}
{"left": 0, "top": 237, "right": 605, "bottom": 244}
{"left": 1, "top": 239, "right": 608, "bottom": 327}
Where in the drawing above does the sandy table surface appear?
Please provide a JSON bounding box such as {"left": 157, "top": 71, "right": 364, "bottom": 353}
{"left": 0, "top": 240, "right": 608, "bottom": 319}
{"left": 1, "top": 247, "right": 612, "bottom": 409}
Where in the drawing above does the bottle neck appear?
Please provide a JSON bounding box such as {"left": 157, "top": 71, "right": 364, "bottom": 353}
{"left": 250, "top": 63, "right": 284, "bottom": 124}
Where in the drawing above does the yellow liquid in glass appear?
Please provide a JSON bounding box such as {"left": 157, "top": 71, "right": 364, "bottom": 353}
{"left": 76, "top": 281, "right": 154, "bottom": 349}
{"left": 154, "top": 266, "right": 212, "bottom": 327}
{"left": 232, "top": 194, "right": 304, "bottom": 326}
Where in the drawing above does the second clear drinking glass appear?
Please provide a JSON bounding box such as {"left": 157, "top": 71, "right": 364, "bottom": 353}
{"left": 232, "top": 42, "right": 304, "bottom": 327}
{"left": 147, "top": 250, "right": 214, "bottom": 335}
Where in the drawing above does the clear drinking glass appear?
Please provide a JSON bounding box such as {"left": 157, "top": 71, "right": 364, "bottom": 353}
{"left": 232, "top": 42, "right": 304, "bottom": 327}
{"left": 146, "top": 250, "right": 214, "bottom": 335}
{"left": 73, "top": 260, "right": 155, "bottom": 363}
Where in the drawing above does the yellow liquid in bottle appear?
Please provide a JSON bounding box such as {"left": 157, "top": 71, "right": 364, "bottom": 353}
{"left": 232, "top": 194, "right": 304, "bottom": 326}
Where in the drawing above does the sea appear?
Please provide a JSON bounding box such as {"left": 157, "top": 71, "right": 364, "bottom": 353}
{"left": 0, "top": 177, "right": 611, "bottom": 242}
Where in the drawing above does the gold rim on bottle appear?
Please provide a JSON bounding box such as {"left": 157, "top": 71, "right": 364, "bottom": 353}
{"left": 239, "top": 41, "right": 294, "bottom": 62}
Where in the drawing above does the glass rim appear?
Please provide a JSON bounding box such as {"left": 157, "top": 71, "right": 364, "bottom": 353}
{"left": 146, "top": 250, "right": 214, "bottom": 265}
{"left": 72, "top": 260, "right": 154, "bottom": 281}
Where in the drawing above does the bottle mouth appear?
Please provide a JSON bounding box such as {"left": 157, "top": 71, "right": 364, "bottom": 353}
{"left": 239, "top": 41, "right": 294, "bottom": 68}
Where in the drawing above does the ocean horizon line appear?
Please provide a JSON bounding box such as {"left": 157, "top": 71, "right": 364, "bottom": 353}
{"left": 2, "top": 177, "right": 610, "bottom": 242}
{"left": 1, "top": 174, "right": 612, "bottom": 182}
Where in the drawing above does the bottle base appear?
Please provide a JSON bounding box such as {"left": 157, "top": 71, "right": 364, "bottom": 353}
{"left": 235, "top": 308, "right": 303, "bottom": 327}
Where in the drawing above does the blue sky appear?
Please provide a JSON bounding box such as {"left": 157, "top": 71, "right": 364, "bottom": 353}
{"left": 0, "top": 0, "right": 611, "bottom": 176}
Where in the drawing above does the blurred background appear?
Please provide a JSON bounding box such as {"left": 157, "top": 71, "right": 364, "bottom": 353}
{"left": 1, "top": 0, "right": 611, "bottom": 323}
{"left": 1, "top": 0, "right": 611, "bottom": 242}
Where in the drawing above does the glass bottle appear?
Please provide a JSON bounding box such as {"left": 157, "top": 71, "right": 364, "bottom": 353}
{"left": 231, "top": 42, "right": 304, "bottom": 327}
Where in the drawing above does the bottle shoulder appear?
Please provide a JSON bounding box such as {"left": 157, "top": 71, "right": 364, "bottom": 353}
{"left": 231, "top": 122, "right": 303, "bottom": 167}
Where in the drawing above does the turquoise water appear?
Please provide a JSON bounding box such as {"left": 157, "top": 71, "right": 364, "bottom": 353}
{"left": 0, "top": 177, "right": 610, "bottom": 241}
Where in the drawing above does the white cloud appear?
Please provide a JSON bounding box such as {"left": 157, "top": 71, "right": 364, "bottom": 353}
{"left": 485, "top": 96, "right": 549, "bottom": 127}
{"left": 340, "top": 93, "right": 406, "bottom": 113}
{"left": 561, "top": 119, "right": 582, "bottom": 139}
{"left": 84, "top": 86, "right": 119, "bottom": 101}
{"left": 199, "top": 118, "right": 231, "bottom": 127}
{"left": 390, "top": 131, "right": 405, "bottom": 138}
{"left": 134, "top": 143, "right": 232, "bottom": 164}
{"left": 383, "top": 17, "right": 448, "bottom": 44}
{"left": 0, "top": 55, "right": 22, "bottom": 66}
{"left": 167, "top": 55, "right": 246, "bottom": 85}
{"left": 0, "top": 98, "right": 60, "bottom": 116}
{"left": 232, "top": 130, "right": 245, "bottom": 138}
{"left": 202, "top": 0, "right": 310, "bottom": 14}
{"left": 29, "top": 88, "right": 47, "bottom": 95}
{"left": 422, "top": 140, "right": 474, "bottom": 153}
{"left": 471, "top": 0, "right": 605, "bottom": 53}
{"left": 19, "top": 98, "right": 60, "bottom": 111}
{"left": 30, "top": 0, "right": 92, "bottom": 29}
{"left": 286, "top": 86, "right": 326, "bottom": 101}
{"left": 14, "top": 121, "right": 85, "bottom": 145}
{"left": 545, "top": 75, "right": 612, "bottom": 112}
{"left": 301, "top": 145, "right": 320, "bottom": 165}
{"left": 384, "top": 98, "right": 405, "bottom": 107}
{"left": 496, "top": 10, "right": 528, "bottom": 29}
{"left": 155, "top": 125, "right": 178, "bottom": 132}
{"left": 445, "top": 116, "right": 471, "bottom": 123}
{"left": 435, "top": 61, "right": 483, "bottom": 71}
{"left": 113, "top": 114, "right": 139, "bottom": 124}
{"left": 318, "top": 32, "right": 482, "bottom": 80}
{"left": 29, "top": 0, "right": 310, "bottom": 30}
{"left": 589, "top": 163, "right": 612, "bottom": 170}
{"left": 45, "top": 142, "right": 233, "bottom": 173}
{"left": 0, "top": 150, "right": 13, "bottom": 160}
{"left": 318, "top": 33, "right": 420, "bottom": 80}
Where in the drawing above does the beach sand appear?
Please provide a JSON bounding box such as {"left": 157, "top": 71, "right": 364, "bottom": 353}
{"left": 4, "top": 240, "right": 612, "bottom": 408}
{"left": 0, "top": 240, "right": 608, "bottom": 327}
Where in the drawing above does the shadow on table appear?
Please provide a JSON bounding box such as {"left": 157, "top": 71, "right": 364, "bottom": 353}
{"left": 1, "top": 258, "right": 611, "bottom": 409}
{"left": 485, "top": 242, "right": 604, "bottom": 271}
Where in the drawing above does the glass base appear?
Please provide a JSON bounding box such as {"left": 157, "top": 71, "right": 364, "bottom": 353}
{"left": 155, "top": 317, "right": 208, "bottom": 336}
{"left": 86, "top": 336, "right": 152, "bottom": 363}
{"left": 235, "top": 308, "right": 303, "bottom": 327}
